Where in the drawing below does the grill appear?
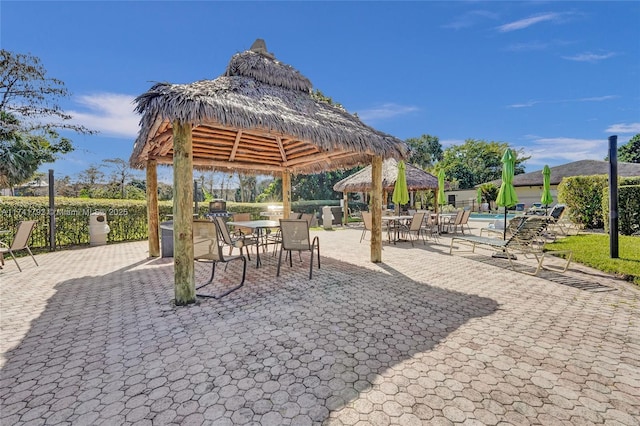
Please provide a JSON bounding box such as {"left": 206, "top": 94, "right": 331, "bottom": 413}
{"left": 206, "top": 199, "right": 231, "bottom": 219}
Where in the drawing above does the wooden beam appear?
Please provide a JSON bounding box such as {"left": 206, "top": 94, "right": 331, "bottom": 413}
{"left": 172, "top": 121, "right": 195, "bottom": 305}
{"left": 276, "top": 136, "right": 287, "bottom": 162}
{"left": 229, "top": 130, "right": 243, "bottom": 161}
{"left": 371, "top": 156, "right": 382, "bottom": 262}
{"left": 146, "top": 159, "right": 160, "bottom": 257}
{"left": 282, "top": 170, "right": 291, "bottom": 219}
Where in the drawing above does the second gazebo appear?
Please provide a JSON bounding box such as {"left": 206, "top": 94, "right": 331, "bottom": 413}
{"left": 334, "top": 158, "right": 439, "bottom": 213}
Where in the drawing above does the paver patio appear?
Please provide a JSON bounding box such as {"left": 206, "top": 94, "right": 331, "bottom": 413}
{"left": 1, "top": 224, "right": 639, "bottom": 425}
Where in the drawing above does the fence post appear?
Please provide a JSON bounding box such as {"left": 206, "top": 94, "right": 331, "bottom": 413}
{"left": 48, "top": 169, "right": 56, "bottom": 251}
{"left": 608, "top": 135, "right": 618, "bottom": 258}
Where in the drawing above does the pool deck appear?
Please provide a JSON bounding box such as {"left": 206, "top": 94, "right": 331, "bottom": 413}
{"left": 1, "top": 222, "right": 639, "bottom": 425}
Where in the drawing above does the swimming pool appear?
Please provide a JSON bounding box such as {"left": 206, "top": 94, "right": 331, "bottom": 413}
{"left": 469, "top": 212, "right": 520, "bottom": 221}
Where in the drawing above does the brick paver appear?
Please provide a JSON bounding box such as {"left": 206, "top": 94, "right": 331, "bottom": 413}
{"left": 1, "top": 223, "right": 639, "bottom": 425}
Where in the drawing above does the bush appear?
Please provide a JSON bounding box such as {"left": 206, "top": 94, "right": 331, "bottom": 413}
{"left": 558, "top": 175, "right": 608, "bottom": 229}
{"left": 602, "top": 184, "right": 640, "bottom": 235}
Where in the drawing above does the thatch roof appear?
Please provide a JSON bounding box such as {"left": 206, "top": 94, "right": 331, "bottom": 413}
{"left": 487, "top": 160, "right": 640, "bottom": 187}
{"left": 129, "top": 39, "right": 408, "bottom": 175}
{"left": 333, "top": 158, "right": 439, "bottom": 192}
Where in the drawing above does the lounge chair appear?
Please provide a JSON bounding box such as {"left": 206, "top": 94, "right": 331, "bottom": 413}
{"left": 277, "top": 219, "right": 320, "bottom": 279}
{"left": 450, "top": 216, "right": 572, "bottom": 276}
{"left": 0, "top": 220, "right": 39, "bottom": 272}
{"left": 480, "top": 215, "right": 527, "bottom": 239}
{"left": 193, "top": 219, "right": 247, "bottom": 299}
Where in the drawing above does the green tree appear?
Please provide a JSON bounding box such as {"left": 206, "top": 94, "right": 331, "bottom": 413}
{"left": 617, "top": 134, "right": 640, "bottom": 163}
{"left": 439, "top": 139, "right": 529, "bottom": 189}
{"left": 478, "top": 183, "right": 499, "bottom": 210}
{"left": 405, "top": 134, "right": 443, "bottom": 170}
{"left": 103, "top": 158, "right": 136, "bottom": 198}
{"left": 0, "top": 111, "right": 73, "bottom": 192}
{"left": 0, "top": 50, "right": 94, "bottom": 189}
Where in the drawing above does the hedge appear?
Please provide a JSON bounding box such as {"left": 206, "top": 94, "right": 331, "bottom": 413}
{"left": 558, "top": 175, "right": 640, "bottom": 233}
{"left": 0, "top": 197, "right": 364, "bottom": 251}
{"left": 602, "top": 184, "right": 640, "bottom": 235}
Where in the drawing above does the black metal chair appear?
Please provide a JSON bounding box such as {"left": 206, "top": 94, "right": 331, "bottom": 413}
{"left": 193, "top": 220, "right": 246, "bottom": 299}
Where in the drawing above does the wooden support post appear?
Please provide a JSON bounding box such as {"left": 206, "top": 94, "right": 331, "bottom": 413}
{"left": 282, "top": 170, "right": 291, "bottom": 219}
{"left": 371, "top": 156, "right": 383, "bottom": 262}
{"left": 146, "top": 159, "right": 160, "bottom": 257}
{"left": 172, "top": 122, "right": 195, "bottom": 305}
{"left": 343, "top": 192, "right": 349, "bottom": 225}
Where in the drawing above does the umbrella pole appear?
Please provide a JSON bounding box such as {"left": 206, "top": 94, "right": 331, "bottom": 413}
{"left": 492, "top": 207, "right": 516, "bottom": 259}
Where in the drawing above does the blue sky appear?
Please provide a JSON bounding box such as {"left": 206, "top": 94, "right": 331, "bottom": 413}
{"left": 2, "top": 1, "right": 639, "bottom": 183}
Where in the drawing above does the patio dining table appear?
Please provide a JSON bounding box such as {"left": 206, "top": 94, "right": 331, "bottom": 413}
{"left": 226, "top": 220, "right": 280, "bottom": 268}
{"left": 437, "top": 212, "right": 459, "bottom": 233}
{"left": 382, "top": 215, "right": 413, "bottom": 244}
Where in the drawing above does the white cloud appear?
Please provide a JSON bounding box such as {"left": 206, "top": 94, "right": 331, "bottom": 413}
{"left": 67, "top": 93, "right": 139, "bottom": 138}
{"left": 443, "top": 10, "right": 499, "bottom": 30}
{"left": 504, "top": 41, "right": 549, "bottom": 52}
{"left": 356, "top": 103, "right": 419, "bottom": 122}
{"left": 520, "top": 137, "right": 606, "bottom": 166}
{"left": 508, "top": 95, "right": 617, "bottom": 108}
{"left": 497, "top": 12, "right": 563, "bottom": 32}
{"left": 508, "top": 101, "right": 540, "bottom": 108}
{"left": 562, "top": 52, "right": 616, "bottom": 62}
{"left": 606, "top": 122, "right": 640, "bottom": 134}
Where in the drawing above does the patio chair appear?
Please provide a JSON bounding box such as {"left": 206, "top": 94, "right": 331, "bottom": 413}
{"left": 0, "top": 220, "right": 39, "bottom": 272}
{"left": 458, "top": 209, "right": 472, "bottom": 234}
{"left": 450, "top": 216, "right": 572, "bottom": 276}
{"left": 447, "top": 210, "right": 465, "bottom": 234}
{"left": 193, "top": 220, "right": 246, "bottom": 299}
{"left": 360, "top": 211, "right": 373, "bottom": 243}
{"left": 403, "top": 212, "right": 427, "bottom": 246}
{"left": 421, "top": 212, "right": 440, "bottom": 241}
{"left": 277, "top": 219, "right": 320, "bottom": 279}
{"left": 214, "top": 216, "right": 256, "bottom": 260}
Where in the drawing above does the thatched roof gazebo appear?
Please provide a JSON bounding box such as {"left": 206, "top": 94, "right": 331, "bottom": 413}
{"left": 130, "top": 39, "right": 408, "bottom": 305}
{"left": 333, "top": 158, "right": 438, "bottom": 192}
{"left": 333, "top": 158, "right": 439, "bottom": 215}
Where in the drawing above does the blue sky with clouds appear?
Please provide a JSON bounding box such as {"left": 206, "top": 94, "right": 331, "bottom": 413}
{"left": 2, "top": 1, "right": 639, "bottom": 182}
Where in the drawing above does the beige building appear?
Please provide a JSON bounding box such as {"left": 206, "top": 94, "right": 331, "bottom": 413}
{"left": 445, "top": 160, "right": 640, "bottom": 210}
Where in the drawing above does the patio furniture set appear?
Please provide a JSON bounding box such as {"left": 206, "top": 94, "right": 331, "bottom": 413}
{"left": 194, "top": 214, "right": 320, "bottom": 299}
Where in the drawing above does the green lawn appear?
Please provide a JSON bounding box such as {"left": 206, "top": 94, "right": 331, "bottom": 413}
{"left": 545, "top": 234, "right": 640, "bottom": 285}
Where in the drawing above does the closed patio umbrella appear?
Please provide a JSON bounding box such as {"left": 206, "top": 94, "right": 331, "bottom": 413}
{"left": 496, "top": 148, "right": 518, "bottom": 240}
{"left": 437, "top": 169, "right": 446, "bottom": 208}
{"left": 392, "top": 161, "right": 409, "bottom": 214}
{"left": 477, "top": 187, "right": 483, "bottom": 212}
{"left": 541, "top": 164, "right": 553, "bottom": 215}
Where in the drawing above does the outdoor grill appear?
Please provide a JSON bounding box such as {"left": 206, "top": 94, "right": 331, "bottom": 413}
{"left": 206, "top": 199, "right": 231, "bottom": 218}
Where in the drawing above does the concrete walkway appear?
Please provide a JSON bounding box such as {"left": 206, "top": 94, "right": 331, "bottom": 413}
{"left": 1, "top": 225, "right": 639, "bottom": 425}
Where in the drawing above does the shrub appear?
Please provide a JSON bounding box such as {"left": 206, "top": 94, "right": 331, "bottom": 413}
{"left": 602, "top": 184, "right": 640, "bottom": 235}
{"left": 557, "top": 175, "right": 608, "bottom": 229}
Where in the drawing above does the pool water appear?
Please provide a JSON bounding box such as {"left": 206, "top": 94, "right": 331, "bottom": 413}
{"left": 469, "top": 212, "right": 520, "bottom": 221}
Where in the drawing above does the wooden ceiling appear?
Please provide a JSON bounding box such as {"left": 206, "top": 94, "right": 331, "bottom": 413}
{"left": 141, "top": 120, "right": 369, "bottom": 175}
